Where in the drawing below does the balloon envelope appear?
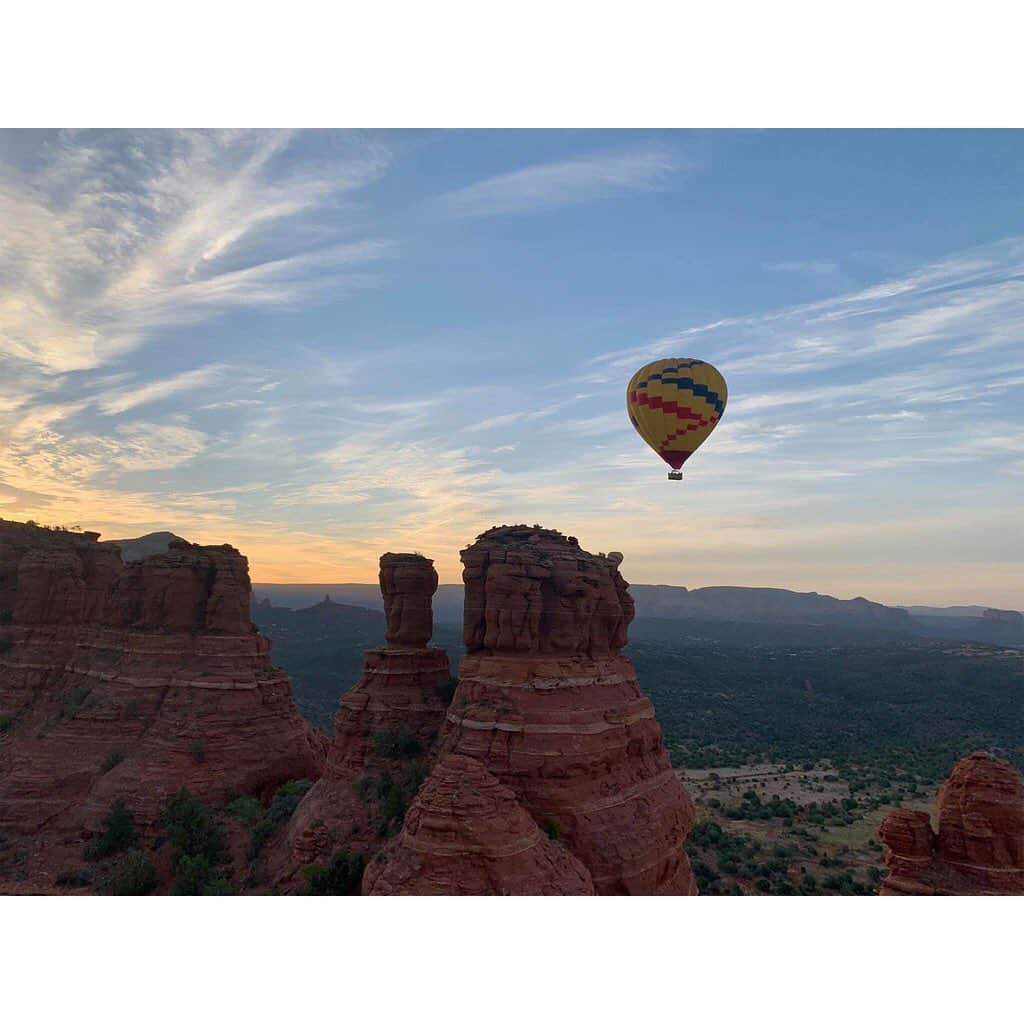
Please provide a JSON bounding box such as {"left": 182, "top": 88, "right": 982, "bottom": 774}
{"left": 626, "top": 358, "right": 727, "bottom": 472}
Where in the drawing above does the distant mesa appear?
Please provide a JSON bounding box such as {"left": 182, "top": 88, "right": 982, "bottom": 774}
{"left": 106, "top": 531, "right": 187, "bottom": 562}
{"left": 982, "top": 607, "right": 1024, "bottom": 627}
{"left": 254, "top": 579, "right": 947, "bottom": 635}
{"left": 633, "top": 584, "right": 915, "bottom": 631}
{"left": 879, "top": 751, "right": 1024, "bottom": 895}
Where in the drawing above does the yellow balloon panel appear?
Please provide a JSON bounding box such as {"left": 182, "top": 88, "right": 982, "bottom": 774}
{"left": 626, "top": 358, "right": 727, "bottom": 471}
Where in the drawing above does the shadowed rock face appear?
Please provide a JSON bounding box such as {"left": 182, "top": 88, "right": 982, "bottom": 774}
{"left": 362, "top": 754, "right": 595, "bottom": 895}
{"left": 0, "top": 519, "right": 324, "bottom": 882}
{"left": 879, "top": 752, "right": 1024, "bottom": 895}
{"left": 441, "top": 525, "right": 696, "bottom": 896}
{"left": 380, "top": 553, "right": 438, "bottom": 649}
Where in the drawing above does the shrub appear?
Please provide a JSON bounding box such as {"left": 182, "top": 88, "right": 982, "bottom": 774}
{"left": 303, "top": 849, "right": 365, "bottom": 895}
{"left": 0, "top": 608, "right": 13, "bottom": 625}
{"left": 243, "top": 780, "right": 312, "bottom": 863}
{"left": 87, "top": 799, "right": 137, "bottom": 860}
{"left": 226, "top": 795, "right": 264, "bottom": 825}
{"left": 170, "top": 846, "right": 237, "bottom": 896}
{"left": 404, "top": 763, "right": 426, "bottom": 793}
{"left": 247, "top": 819, "right": 276, "bottom": 863}
{"left": 353, "top": 775, "right": 376, "bottom": 802}
{"left": 268, "top": 779, "right": 312, "bottom": 825}
{"left": 54, "top": 868, "right": 94, "bottom": 888}
{"left": 172, "top": 854, "right": 214, "bottom": 895}
{"left": 372, "top": 731, "right": 423, "bottom": 759}
{"left": 190, "top": 738, "right": 207, "bottom": 763}
{"left": 164, "top": 788, "right": 227, "bottom": 865}
{"left": 201, "top": 875, "right": 237, "bottom": 896}
{"left": 434, "top": 677, "right": 458, "bottom": 704}
{"left": 375, "top": 776, "right": 408, "bottom": 836}
{"left": 100, "top": 750, "right": 125, "bottom": 774}
{"left": 61, "top": 686, "right": 95, "bottom": 718}
{"left": 104, "top": 850, "right": 157, "bottom": 896}
{"left": 544, "top": 819, "right": 559, "bottom": 841}
{"left": 0, "top": 714, "right": 15, "bottom": 733}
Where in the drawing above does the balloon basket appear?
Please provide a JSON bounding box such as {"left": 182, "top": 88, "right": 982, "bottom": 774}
{"left": 667, "top": 471, "right": 683, "bottom": 481}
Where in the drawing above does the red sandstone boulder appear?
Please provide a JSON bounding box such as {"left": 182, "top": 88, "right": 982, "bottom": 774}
{"left": 935, "top": 752, "right": 1024, "bottom": 879}
{"left": 879, "top": 752, "right": 1024, "bottom": 895}
{"left": 362, "top": 754, "right": 595, "bottom": 895}
{"left": 441, "top": 525, "right": 697, "bottom": 896}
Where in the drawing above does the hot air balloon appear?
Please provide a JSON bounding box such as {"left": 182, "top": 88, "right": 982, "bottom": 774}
{"left": 626, "top": 358, "right": 727, "bottom": 479}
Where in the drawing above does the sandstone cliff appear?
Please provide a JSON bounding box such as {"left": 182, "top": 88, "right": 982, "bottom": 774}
{"left": 879, "top": 751, "right": 1024, "bottom": 895}
{"left": 438, "top": 525, "right": 697, "bottom": 895}
{"left": 0, "top": 519, "right": 324, "bottom": 885}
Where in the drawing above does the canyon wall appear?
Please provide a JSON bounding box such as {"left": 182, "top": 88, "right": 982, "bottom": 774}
{"left": 0, "top": 520, "right": 324, "bottom": 883}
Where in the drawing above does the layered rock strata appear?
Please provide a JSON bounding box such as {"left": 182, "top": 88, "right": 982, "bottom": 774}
{"left": 280, "top": 553, "right": 450, "bottom": 871}
{"left": 0, "top": 520, "right": 324, "bottom": 846}
{"left": 380, "top": 552, "right": 437, "bottom": 648}
{"left": 879, "top": 751, "right": 1024, "bottom": 895}
{"left": 362, "top": 754, "right": 595, "bottom": 895}
{"left": 439, "top": 525, "right": 697, "bottom": 895}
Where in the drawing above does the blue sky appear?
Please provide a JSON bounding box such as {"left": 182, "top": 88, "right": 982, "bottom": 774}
{"left": 1, "top": 129, "right": 1022, "bottom": 606}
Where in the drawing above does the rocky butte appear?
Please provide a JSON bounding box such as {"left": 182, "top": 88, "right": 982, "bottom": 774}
{"left": 0, "top": 519, "right": 324, "bottom": 885}
{"left": 274, "top": 552, "right": 452, "bottom": 882}
{"left": 879, "top": 751, "right": 1024, "bottom": 895}
{"left": 431, "top": 525, "right": 697, "bottom": 895}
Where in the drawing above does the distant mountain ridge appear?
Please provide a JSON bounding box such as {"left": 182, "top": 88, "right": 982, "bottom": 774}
{"left": 251, "top": 580, "right": 1023, "bottom": 645}
{"left": 101, "top": 534, "right": 1014, "bottom": 641}
{"left": 252, "top": 581, "right": 915, "bottom": 631}
{"left": 630, "top": 585, "right": 914, "bottom": 630}
{"left": 903, "top": 604, "right": 1023, "bottom": 619}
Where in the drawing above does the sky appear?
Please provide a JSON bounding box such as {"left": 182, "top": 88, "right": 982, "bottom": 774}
{"left": 1, "top": 129, "right": 1023, "bottom": 608}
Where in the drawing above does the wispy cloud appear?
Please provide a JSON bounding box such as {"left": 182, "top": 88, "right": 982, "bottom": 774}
{"left": 436, "top": 146, "right": 684, "bottom": 218}
{"left": 593, "top": 236, "right": 1024, "bottom": 375}
{"left": 98, "top": 364, "right": 230, "bottom": 415}
{"left": 0, "top": 129, "right": 393, "bottom": 374}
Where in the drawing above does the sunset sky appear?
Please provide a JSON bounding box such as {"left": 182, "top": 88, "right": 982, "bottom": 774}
{"left": 2, "top": 129, "right": 1022, "bottom": 607}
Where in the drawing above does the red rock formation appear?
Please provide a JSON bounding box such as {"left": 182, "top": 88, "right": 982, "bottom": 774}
{"left": 380, "top": 552, "right": 437, "bottom": 648}
{"left": 879, "top": 751, "right": 1024, "bottom": 895}
{"left": 276, "top": 553, "right": 451, "bottom": 877}
{"left": 362, "top": 754, "right": 595, "bottom": 895}
{"left": 440, "top": 525, "right": 697, "bottom": 896}
{"left": 0, "top": 519, "right": 325, "bottom": 877}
